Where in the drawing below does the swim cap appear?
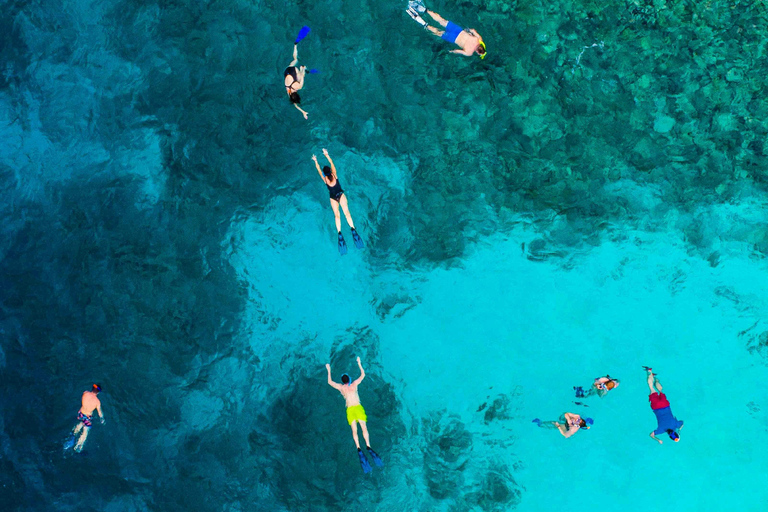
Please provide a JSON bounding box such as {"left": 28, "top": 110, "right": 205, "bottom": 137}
{"left": 92, "top": 383, "right": 102, "bottom": 393}
{"left": 478, "top": 41, "right": 487, "bottom": 59}
{"left": 341, "top": 374, "right": 350, "bottom": 384}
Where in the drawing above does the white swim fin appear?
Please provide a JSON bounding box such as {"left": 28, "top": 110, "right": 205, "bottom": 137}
{"left": 406, "top": 7, "right": 428, "bottom": 29}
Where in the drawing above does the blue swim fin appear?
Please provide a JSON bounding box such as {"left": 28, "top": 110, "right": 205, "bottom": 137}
{"left": 295, "top": 26, "right": 311, "bottom": 44}
{"left": 532, "top": 418, "right": 542, "bottom": 426}
{"left": 351, "top": 229, "right": 364, "bottom": 249}
{"left": 367, "top": 446, "right": 384, "bottom": 467}
{"left": 63, "top": 434, "right": 76, "bottom": 450}
{"left": 338, "top": 232, "right": 348, "bottom": 255}
{"left": 358, "top": 448, "right": 372, "bottom": 473}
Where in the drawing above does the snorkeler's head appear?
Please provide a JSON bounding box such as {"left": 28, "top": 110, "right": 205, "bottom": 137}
{"left": 322, "top": 165, "right": 333, "bottom": 178}
{"left": 667, "top": 429, "right": 680, "bottom": 442}
{"left": 289, "top": 92, "right": 301, "bottom": 104}
{"left": 606, "top": 380, "right": 616, "bottom": 390}
{"left": 92, "top": 383, "right": 102, "bottom": 393}
{"left": 477, "top": 41, "right": 487, "bottom": 59}
{"left": 341, "top": 374, "right": 350, "bottom": 384}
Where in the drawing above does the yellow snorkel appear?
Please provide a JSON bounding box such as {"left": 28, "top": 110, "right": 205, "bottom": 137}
{"left": 478, "top": 40, "right": 487, "bottom": 59}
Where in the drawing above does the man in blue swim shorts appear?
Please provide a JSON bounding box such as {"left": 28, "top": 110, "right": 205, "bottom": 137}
{"left": 645, "top": 367, "right": 684, "bottom": 444}
{"left": 406, "top": 1, "right": 486, "bottom": 58}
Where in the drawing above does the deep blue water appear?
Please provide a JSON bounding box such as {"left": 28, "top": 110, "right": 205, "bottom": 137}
{"left": 2, "top": 0, "right": 768, "bottom": 510}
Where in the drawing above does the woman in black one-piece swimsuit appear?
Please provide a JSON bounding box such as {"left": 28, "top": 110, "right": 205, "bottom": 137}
{"left": 311, "top": 149, "right": 364, "bottom": 255}
{"left": 285, "top": 43, "right": 309, "bottom": 119}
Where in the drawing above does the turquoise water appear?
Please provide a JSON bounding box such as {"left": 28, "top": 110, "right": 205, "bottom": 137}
{"left": 2, "top": 0, "right": 768, "bottom": 510}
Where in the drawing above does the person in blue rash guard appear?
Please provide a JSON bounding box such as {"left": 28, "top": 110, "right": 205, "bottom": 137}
{"left": 645, "top": 367, "right": 684, "bottom": 444}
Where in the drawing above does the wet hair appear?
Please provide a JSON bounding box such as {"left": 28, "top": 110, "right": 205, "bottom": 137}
{"left": 289, "top": 92, "right": 301, "bottom": 104}
{"left": 667, "top": 429, "right": 679, "bottom": 441}
{"left": 341, "top": 374, "right": 350, "bottom": 384}
{"left": 579, "top": 419, "right": 587, "bottom": 428}
{"left": 92, "top": 383, "right": 102, "bottom": 393}
{"left": 322, "top": 165, "right": 333, "bottom": 178}
{"left": 477, "top": 45, "right": 486, "bottom": 55}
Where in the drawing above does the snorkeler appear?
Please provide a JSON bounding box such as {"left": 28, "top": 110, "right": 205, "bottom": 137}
{"left": 533, "top": 413, "right": 593, "bottom": 438}
{"left": 285, "top": 27, "right": 316, "bottom": 120}
{"left": 326, "top": 357, "right": 384, "bottom": 473}
{"left": 311, "top": 148, "right": 364, "bottom": 255}
{"left": 575, "top": 375, "right": 620, "bottom": 398}
{"left": 66, "top": 384, "right": 105, "bottom": 452}
{"left": 645, "top": 367, "right": 684, "bottom": 444}
{"left": 406, "top": 0, "right": 486, "bottom": 58}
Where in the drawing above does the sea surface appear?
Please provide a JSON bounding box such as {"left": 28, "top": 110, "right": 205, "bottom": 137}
{"left": 1, "top": 0, "right": 767, "bottom": 510}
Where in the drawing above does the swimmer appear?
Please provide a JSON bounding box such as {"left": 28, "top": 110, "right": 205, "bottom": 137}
{"left": 591, "top": 375, "right": 620, "bottom": 398}
{"left": 533, "top": 413, "right": 593, "bottom": 438}
{"left": 71, "top": 384, "right": 105, "bottom": 452}
{"left": 326, "top": 357, "right": 384, "bottom": 473}
{"left": 406, "top": 0, "right": 486, "bottom": 58}
{"left": 284, "top": 44, "right": 309, "bottom": 119}
{"left": 645, "top": 367, "right": 684, "bottom": 444}
{"left": 311, "top": 149, "right": 364, "bottom": 255}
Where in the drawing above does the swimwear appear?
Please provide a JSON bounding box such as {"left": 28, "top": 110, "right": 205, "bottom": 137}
{"left": 441, "top": 21, "right": 463, "bottom": 44}
{"left": 346, "top": 404, "right": 367, "bottom": 425}
{"left": 77, "top": 411, "right": 92, "bottom": 428}
{"left": 649, "top": 392, "right": 670, "bottom": 410}
{"left": 652, "top": 406, "right": 684, "bottom": 436}
{"left": 326, "top": 179, "right": 344, "bottom": 202}
{"left": 284, "top": 67, "right": 299, "bottom": 90}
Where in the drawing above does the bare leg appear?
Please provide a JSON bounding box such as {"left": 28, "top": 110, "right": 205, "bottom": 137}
{"left": 646, "top": 371, "right": 656, "bottom": 394}
{"left": 350, "top": 421, "right": 361, "bottom": 449}
{"left": 72, "top": 423, "right": 83, "bottom": 436}
{"left": 655, "top": 377, "right": 663, "bottom": 393}
{"left": 338, "top": 195, "right": 356, "bottom": 229}
{"left": 74, "top": 427, "right": 90, "bottom": 452}
{"left": 359, "top": 421, "right": 371, "bottom": 448}
{"left": 330, "top": 199, "right": 342, "bottom": 232}
{"left": 426, "top": 10, "right": 448, "bottom": 27}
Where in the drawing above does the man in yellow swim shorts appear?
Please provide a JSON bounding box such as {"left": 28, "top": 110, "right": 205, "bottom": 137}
{"left": 326, "top": 356, "right": 384, "bottom": 473}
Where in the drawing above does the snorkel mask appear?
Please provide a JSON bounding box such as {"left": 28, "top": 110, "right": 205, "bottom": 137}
{"left": 478, "top": 40, "right": 487, "bottom": 59}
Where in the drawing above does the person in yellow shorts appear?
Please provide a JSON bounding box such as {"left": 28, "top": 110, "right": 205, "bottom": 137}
{"left": 326, "top": 357, "right": 384, "bottom": 473}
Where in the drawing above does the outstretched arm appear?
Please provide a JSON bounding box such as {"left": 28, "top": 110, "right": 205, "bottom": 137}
{"left": 326, "top": 364, "right": 342, "bottom": 390}
{"left": 450, "top": 48, "right": 475, "bottom": 56}
{"left": 322, "top": 148, "right": 337, "bottom": 176}
{"left": 294, "top": 103, "right": 308, "bottom": 120}
{"left": 649, "top": 432, "right": 662, "bottom": 444}
{"left": 311, "top": 155, "right": 325, "bottom": 180}
{"left": 289, "top": 44, "right": 298, "bottom": 67}
{"left": 561, "top": 425, "right": 579, "bottom": 438}
{"left": 352, "top": 356, "right": 365, "bottom": 386}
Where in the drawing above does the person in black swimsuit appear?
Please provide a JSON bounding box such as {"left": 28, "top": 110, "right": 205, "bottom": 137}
{"left": 312, "top": 149, "right": 364, "bottom": 255}
{"left": 285, "top": 44, "right": 309, "bottom": 119}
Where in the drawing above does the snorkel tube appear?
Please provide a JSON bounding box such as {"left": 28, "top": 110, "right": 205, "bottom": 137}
{"left": 478, "top": 40, "right": 487, "bottom": 59}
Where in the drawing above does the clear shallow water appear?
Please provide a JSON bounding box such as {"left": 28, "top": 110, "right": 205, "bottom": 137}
{"left": 2, "top": 0, "right": 768, "bottom": 510}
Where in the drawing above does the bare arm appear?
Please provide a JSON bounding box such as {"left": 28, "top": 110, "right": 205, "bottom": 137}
{"left": 96, "top": 401, "right": 105, "bottom": 424}
{"left": 322, "top": 148, "right": 337, "bottom": 176}
{"left": 450, "top": 48, "right": 475, "bottom": 56}
{"left": 311, "top": 155, "right": 325, "bottom": 180}
{"left": 469, "top": 29, "right": 481, "bottom": 38}
{"left": 562, "top": 425, "right": 580, "bottom": 438}
{"left": 326, "top": 364, "right": 342, "bottom": 390}
{"left": 650, "top": 432, "right": 662, "bottom": 444}
{"left": 289, "top": 44, "right": 298, "bottom": 67}
{"left": 352, "top": 356, "right": 365, "bottom": 386}
{"left": 294, "top": 103, "right": 308, "bottom": 119}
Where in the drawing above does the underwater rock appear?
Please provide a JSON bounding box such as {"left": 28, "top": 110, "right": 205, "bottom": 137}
{"left": 653, "top": 115, "right": 676, "bottom": 133}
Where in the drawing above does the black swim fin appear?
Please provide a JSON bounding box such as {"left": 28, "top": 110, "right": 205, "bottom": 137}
{"left": 351, "top": 228, "right": 364, "bottom": 249}
{"left": 338, "top": 232, "right": 348, "bottom": 255}
{"left": 358, "top": 448, "right": 372, "bottom": 473}
{"left": 367, "top": 446, "right": 384, "bottom": 467}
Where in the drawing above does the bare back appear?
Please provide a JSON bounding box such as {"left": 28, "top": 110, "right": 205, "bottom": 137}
{"left": 455, "top": 31, "right": 480, "bottom": 53}
{"left": 338, "top": 384, "right": 361, "bottom": 408}
{"left": 79, "top": 391, "right": 101, "bottom": 416}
